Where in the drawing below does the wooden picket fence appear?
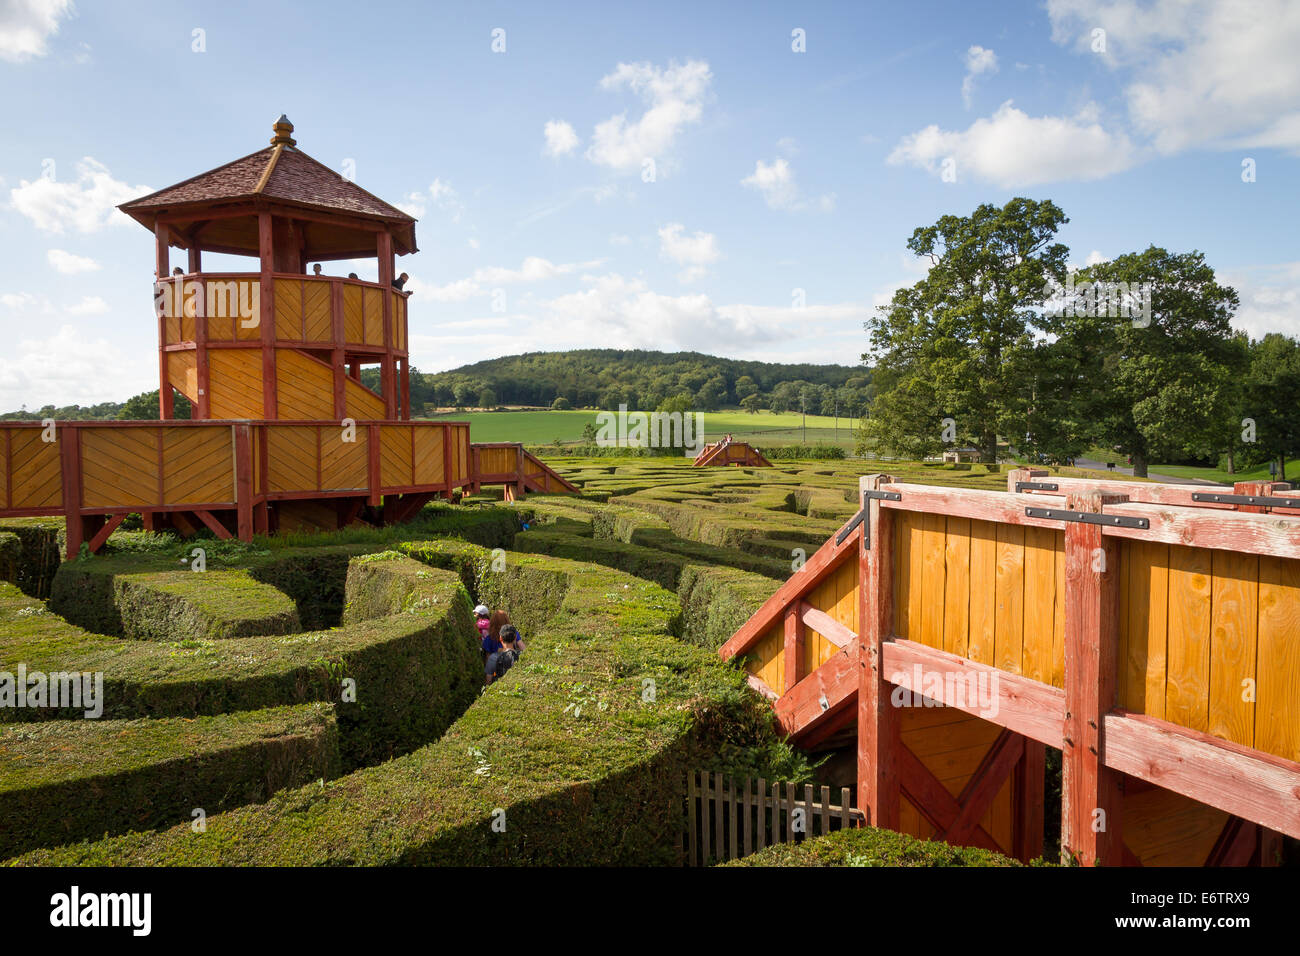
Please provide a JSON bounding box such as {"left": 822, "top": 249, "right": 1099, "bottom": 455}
{"left": 683, "top": 770, "right": 864, "bottom": 866}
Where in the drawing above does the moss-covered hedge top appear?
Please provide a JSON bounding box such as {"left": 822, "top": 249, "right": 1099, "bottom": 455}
{"left": 0, "top": 549, "right": 474, "bottom": 723}
{"left": 0, "top": 703, "right": 335, "bottom": 795}
{"left": 12, "top": 549, "right": 794, "bottom": 866}
{"left": 723, "top": 826, "right": 1024, "bottom": 867}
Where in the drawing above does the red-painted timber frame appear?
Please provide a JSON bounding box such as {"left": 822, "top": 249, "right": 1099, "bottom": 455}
{"left": 720, "top": 468, "right": 1300, "bottom": 865}
{"left": 0, "top": 419, "right": 474, "bottom": 558}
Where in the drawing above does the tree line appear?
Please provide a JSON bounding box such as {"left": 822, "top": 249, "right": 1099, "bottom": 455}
{"left": 859, "top": 197, "right": 1300, "bottom": 478}
{"left": 390, "top": 348, "right": 870, "bottom": 416}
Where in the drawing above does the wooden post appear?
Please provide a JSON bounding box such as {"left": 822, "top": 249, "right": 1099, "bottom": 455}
{"left": 233, "top": 423, "right": 253, "bottom": 542}
{"left": 194, "top": 278, "right": 210, "bottom": 419}
{"left": 1061, "top": 489, "right": 1125, "bottom": 866}
{"left": 258, "top": 211, "right": 277, "bottom": 419}
{"left": 59, "top": 423, "right": 83, "bottom": 559}
{"left": 783, "top": 606, "right": 805, "bottom": 693}
{"left": 1013, "top": 740, "right": 1047, "bottom": 862}
{"left": 515, "top": 443, "right": 526, "bottom": 497}
{"left": 367, "top": 424, "right": 382, "bottom": 508}
{"left": 399, "top": 357, "right": 410, "bottom": 420}
{"left": 857, "top": 473, "right": 900, "bottom": 830}
{"left": 377, "top": 231, "right": 395, "bottom": 418}
{"left": 255, "top": 426, "right": 270, "bottom": 534}
{"left": 187, "top": 245, "right": 202, "bottom": 274}
{"left": 331, "top": 279, "right": 346, "bottom": 420}
{"left": 443, "top": 425, "right": 455, "bottom": 499}
{"left": 154, "top": 223, "right": 174, "bottom": 419}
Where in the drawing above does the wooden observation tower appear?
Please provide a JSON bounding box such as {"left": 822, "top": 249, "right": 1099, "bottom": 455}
{"left": 0, "top": 116, "right": 575, "bottom": 556}
{"left": 119, "top": 115, "right": 416, "bottom": 423}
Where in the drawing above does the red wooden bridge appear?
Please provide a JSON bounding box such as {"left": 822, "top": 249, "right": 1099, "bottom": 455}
{"left": 722, "top": 468, "right": 1300, "bottom": 866}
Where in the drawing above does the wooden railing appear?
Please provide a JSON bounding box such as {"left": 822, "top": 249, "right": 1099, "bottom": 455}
{"left": 0, "top": 419, "right": 471, "bottom": 557}
{"left": 684, "top": 770, "right": 863, "bottom": 866}
{"left": 158, "top": 272, "right": 409, "bottom": 354}
{"left": 468, "top": 442, "right": 580, "bottom": 498}
{"left": 721, "top": 469, "right": 1300, "bottom": 866}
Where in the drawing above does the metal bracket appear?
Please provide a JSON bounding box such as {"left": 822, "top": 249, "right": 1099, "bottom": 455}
{"left": 1025, "top": 507, "right": 1149, "bottom": 530}
{"left": 1191, "top": 492, "right": 1300, "bottom": 510}
{"left": 836, "top": 490, "right": 902, "bottom": 546}
{"left": 1015, "top": 481, "right": 1059, "bottom": 493}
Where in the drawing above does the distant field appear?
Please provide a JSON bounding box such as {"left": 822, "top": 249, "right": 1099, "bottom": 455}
{"left": 422, "top": 407, "right": 861, "bottom": 447}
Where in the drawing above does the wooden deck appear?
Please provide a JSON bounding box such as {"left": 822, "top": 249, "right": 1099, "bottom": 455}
{"left": 721, "top": 469, "right": 1300, "bottom": 866}
{"left": 0, "top": 419, "right": 472, "bottom": 557}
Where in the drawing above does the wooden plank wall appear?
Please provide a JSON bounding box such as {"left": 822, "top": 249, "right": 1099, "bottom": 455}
{"left": 893, "top": 511, "right": 1065, "bottom": 688}
{"left": 208, "top": 350, "right": 265, "bottom": 419}
{"left": 897, "top": 707, "right": 1014, "bottom": 853}
{"left": 165, "top": 276, "right": 405, "bottom": 353}
{"left": 1119, "top": 540, "right": 1300, "bottom": 763}
{"left": 747, "top": 552, "right": 857, "bottom": 692}
{"left": 1, "top": 427, "right": 62, "bottom": 510}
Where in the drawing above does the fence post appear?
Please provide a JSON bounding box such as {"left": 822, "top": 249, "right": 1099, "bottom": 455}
{"left": 1061, "top": 489, "right": 1125, "bottom": 866}
{"left": 687, "top": 772, "right": 697, "bottom": 867}
{"left": 728, "top": 776, "right": 738, "bottom": 861}
{"left": 858, "top": 474, "right": 900, "bottom": 831}
{"left": 756, "top": 778, "right": 767, "bottom": 851}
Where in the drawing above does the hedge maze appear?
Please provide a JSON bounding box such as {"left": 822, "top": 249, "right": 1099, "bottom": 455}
{"left": 1, "top": 457, "right": 1023, "bottom": 866}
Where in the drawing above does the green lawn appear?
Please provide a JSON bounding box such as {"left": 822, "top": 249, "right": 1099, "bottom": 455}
{"left": 421, "top": 407, "right": 861, "bottom": 447}
{"left": 1138, "top": 459, "right": 1300, "bottom": 484}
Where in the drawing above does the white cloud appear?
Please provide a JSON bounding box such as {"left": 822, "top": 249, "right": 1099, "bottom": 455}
{"left": 67, "top": 295, "right": 108, "bottom": 315}
{"left": 467, "top": 238, "right": 480, "bottom": 250}
{"left": 0, "top": 324, "right": 151, "bottom": 410}
{"left": 887, "top": 100, "right": 1137, "bottom": 186}
{"left": 543, "top": 120, "right": 579, "bottom": 157}
{"left": 0, "top": 0, "right": 74, "bottom": 63}
{"left": 0, "top": 292, "right": 41, "bottom": 310}
{"left": 47, "top": 248, "right": 100, "bottom": 273}
{"left": 10, "top": 157, "right": 151, "bottom": 234}
{"left": 538, "top": 272, "right": 868, "bottom": 355}
{"left": 657, "top": 222, "right": 720, "bottom": 282}
{"left": 740, "top": 158, "right": 835, "bottom": 212}
{"left": 395, "top": 193, "right": 426, "bottom": 218}
{"left": 609, "top": 233, "right": 631, "bottom": 246}
{"left": 1223, "top": 261, "right": 1300, "bottom": 339}
{"left": 962, "top": 45, "right": 999, "bottom": 109}
{"left": 416, "top": 256, "right": 606, "bottom": 302}
{"left": 397, "top": 177, "right": 462, "bottom": 221}
{"left": 1048, "top": 0, "right": 1300, "bottom": 155}
{"left": 586, "top": 59, "right": 712, "bottom": 172}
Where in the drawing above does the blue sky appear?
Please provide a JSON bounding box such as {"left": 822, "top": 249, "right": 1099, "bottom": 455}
{"left": 1, "top": 0, "right": 1298, "bottom": 408}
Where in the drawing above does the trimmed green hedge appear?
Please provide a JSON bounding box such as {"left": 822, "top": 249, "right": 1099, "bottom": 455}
{"left": 723, "top": 826, "right": 1023, "bottom": 867}
{"left": 51, "top": 560, "right": 301, "bottom": 641}
{"left": 0, "top": 555, "right": 481, "bottom": 771}
{"left": 0, "top": 533, "right": 19, "bottom": 588}
{"left": 0, "top": 703, "right": 339, "bottom": 859}
{"left": 11, "top": 552, "right": 795, "bottom": 865}
{"left": 0, "top": 519, "right": 62, "bottom": 599}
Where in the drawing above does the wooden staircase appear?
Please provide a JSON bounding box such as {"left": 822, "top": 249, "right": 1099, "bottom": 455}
{"left": 468, "top": 442, "right": 579, "bottom": 499}
{"left": 693, "top": 437, "right": 772, "bottom": 468}
{"left": 720, "top": 470, "right": 1300, "bottom": 866}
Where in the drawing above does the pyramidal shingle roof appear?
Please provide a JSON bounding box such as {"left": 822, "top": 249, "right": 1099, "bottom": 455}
{"left": 119, "top": 143, "right": 415, "bottom": 223}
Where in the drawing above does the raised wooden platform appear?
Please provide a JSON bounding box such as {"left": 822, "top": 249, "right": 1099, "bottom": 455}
{"left": 721, "top": 469, "right": 1300, "bottom": 866}
{"left": 468, "top": 442, "right": 580, "bottom": 498}
{"left": 693, "top": 439, "right": 771, "bottom": 467}
{"left": 0, "top": 419, "right": 472, "bottom": 558}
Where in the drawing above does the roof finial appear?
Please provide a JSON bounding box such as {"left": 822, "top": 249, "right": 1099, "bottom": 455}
{"left": 271, "top": 114, "right": 296, "bottom": 147}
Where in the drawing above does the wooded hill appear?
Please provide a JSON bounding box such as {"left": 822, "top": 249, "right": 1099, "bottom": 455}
{"left": 397, "top": 349, "right": 867, "bottom": 412}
